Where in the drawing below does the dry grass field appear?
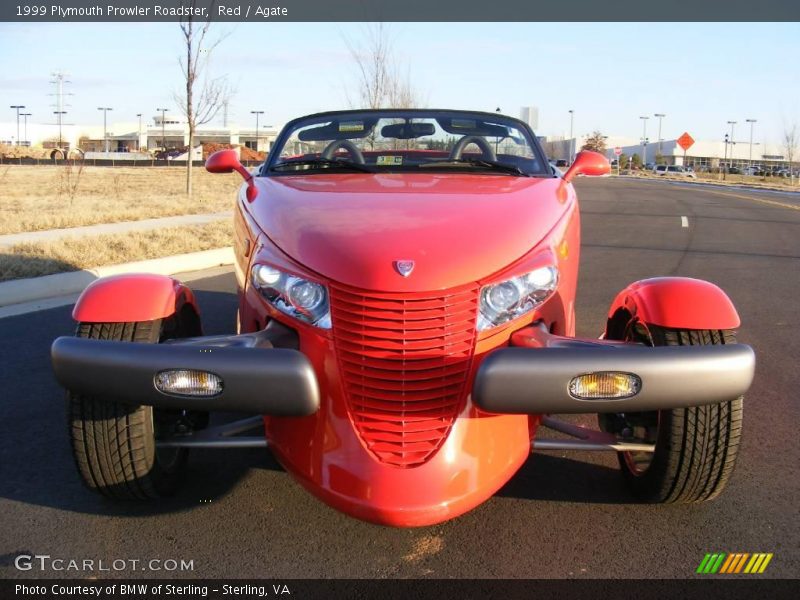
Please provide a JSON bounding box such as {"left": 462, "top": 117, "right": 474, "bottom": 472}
{"left": 628, "top": 169, "right": 798, "bottom": 189}
{"left": 0, "top": 165, "right": 242, "bottom": 235}
{"left": 0, "top": 220, "right": 233, "bottom": 282}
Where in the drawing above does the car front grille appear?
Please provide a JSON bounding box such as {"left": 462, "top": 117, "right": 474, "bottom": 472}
{"left": 329, "top": 283, "right": 479, "bottom": 467}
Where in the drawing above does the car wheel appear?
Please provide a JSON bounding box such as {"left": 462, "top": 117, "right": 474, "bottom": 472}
{"left": 603, "top": 324, "right": 744, "bottom": 503}
{"left": 67, "top": 318, "right": 193, "bottom": 499}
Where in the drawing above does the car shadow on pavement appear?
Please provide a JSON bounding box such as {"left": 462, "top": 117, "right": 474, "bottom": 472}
{"left": 496, "top": 453, "right": 636, "bottom": 504}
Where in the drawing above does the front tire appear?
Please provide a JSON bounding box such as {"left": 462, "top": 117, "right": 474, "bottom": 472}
{"left": 610, "top": 325, "right": 744, "bottom": 503}
{"left": 67, "top": 319, "right": 188, "bottom": 499}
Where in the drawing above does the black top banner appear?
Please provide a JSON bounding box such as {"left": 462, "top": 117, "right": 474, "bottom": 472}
{"left": 2, "top": 0, "right": 799, "bottom": 22}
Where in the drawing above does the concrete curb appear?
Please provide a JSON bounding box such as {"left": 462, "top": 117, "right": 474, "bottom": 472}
{"left": 0, "top": 247, "right": 235, "bottom": 310}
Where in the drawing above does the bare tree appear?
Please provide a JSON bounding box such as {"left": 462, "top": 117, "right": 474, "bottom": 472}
{"left": 784, "top": 123, "right": 798, "bottom": 186}
{"left": 176, "top": 0, "right": 233, "bottom": 198}
{"left": 581, "top": 131, "right": 607, "bottom": 155}
{"left": 387, "top": 65, "right": 421, "bottom": 109}
{"left": 344, "top": 24, "right": 421, "bottom": 109}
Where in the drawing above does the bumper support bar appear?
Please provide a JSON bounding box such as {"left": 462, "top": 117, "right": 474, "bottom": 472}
{"left": 157, "top": 416, "right": 269, "bottom": 449}
{"left": 532, "top": 416, "right": 655, "bottom": 452}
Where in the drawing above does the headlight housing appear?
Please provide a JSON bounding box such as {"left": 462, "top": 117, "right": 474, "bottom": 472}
{"left": 477, "top": 265, "right": 559, "bottom": 331}
{"left": 251, "top": 264, "right": 331, "bottom": 329}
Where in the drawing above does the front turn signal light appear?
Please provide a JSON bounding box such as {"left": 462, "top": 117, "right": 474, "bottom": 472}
{"left": 155, "top": 369, "right": 224, "bottom": 398}
{"left": 568, "top": 372, "right": 641, "bottom": 400}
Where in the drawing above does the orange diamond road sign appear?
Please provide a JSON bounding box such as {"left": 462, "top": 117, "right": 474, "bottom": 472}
{"left": 677, "top": 132, "right": 695, "bottom": 151}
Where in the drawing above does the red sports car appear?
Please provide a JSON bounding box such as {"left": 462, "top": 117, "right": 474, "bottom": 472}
{"left": 52, "top": 110, "right": 755, "bottom": 526}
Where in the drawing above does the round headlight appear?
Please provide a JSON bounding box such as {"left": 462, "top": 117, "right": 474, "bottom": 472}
{"left": 485, "top": 281, "right": 520, "bottom": 312}
{"left": 478, "top": 264, "right": 559, "bottom": 331}
{"left": 253, "top": 264, "right": 281, "bottom": 287}
{"left": 526, "top": 266, "right": 557, "bottom": 289}
{"left": 288, "top": 279, "right": 325, "bottom": 310}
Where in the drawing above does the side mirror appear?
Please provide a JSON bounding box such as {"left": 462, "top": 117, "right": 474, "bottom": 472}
{"left": 562, "top": 151, "right": 611, "bottom": 183}
{"left": 205, "top": 149, "right": 257, "bottom": 202}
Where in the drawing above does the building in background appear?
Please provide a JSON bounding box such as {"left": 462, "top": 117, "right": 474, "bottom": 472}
{"left": 519, "top": 106, "right": 539, "bottom": 130}
{"left": 541, "top": 135, "right": 791, "bottom": 170}
{"left": 0, "top": 114, "right": 279, "bottom": 159}
{"left": 1, "top": 115, "right": 793, "bottom": 171}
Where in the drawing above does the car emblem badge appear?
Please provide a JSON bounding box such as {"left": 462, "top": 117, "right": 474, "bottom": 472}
{"left": 394, "top": 260, "right": 415, "bottom": 277}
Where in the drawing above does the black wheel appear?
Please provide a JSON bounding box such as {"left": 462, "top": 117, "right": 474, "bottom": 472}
{"left": 603, "top": 323, "right": 744, "bottom": 503}
{"left": 67, "top": 317, "right": 195, "bottom": 499}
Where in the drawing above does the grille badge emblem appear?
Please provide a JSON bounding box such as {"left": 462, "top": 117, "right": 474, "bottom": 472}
{"left": 394, "top": 260, "right": 415, "bottom": 277}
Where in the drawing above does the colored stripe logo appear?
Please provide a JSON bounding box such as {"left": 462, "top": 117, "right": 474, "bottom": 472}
{"left": 696, "top": 553, "right": 773, "bottom": 574}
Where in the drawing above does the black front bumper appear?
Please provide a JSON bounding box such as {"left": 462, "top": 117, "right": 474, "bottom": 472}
{"left": 472, "top": 326, "right": 755, "bottom": 414}
{"left": 51, "top": 325, "right": 319, "bottom": 416}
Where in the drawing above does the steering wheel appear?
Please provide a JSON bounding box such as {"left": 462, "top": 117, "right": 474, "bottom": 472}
{"left": 448, "top": 135, "right": 497, "bottom": 162}
{"left": 321, "top": 139, "right": 366, "bottom": 164}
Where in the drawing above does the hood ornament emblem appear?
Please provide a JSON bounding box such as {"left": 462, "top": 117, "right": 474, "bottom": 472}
{"left": 394, "top": 260, "right": 415, "bottom": 277}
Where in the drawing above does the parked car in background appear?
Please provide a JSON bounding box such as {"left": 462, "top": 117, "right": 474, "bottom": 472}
{"left": 654, "top": 165, "right": 697, "bottom": 179}
{"left": 668, "top": 165, "right": 697, "bottom": 178}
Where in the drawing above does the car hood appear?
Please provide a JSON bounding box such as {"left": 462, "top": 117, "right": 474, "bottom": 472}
{"left": 246, "top": 173, "right": 571, "bottom": 291}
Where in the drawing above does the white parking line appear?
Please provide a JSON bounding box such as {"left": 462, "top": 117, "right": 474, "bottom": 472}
{"left": 681, "top": 216, "right": 689, "bottom": 228}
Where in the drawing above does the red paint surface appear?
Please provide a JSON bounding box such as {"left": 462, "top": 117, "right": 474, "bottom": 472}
{"left": 262, "top": 319, "right": 535, "bottom": 526}
{"left": 72, "top": 274, "right": 198, "bottom": 323}
{"left": 563, "top": 150, "right": 610, "bottom": 182}
{"left": 245, "top": 173, "right": 571, "bottom": 292}
{"left": 206, "top": 149, "right": 257, "bottom": 201}
{"left": 233, "top": 173, "right": 580, "bottom": 526}
{"left": 607, "top": 277, "right": 741, "bottom": 330}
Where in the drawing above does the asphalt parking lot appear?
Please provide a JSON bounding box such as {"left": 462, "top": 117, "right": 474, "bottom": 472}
{"left": 1, "top": 177, "right": 798, "bottom": 579}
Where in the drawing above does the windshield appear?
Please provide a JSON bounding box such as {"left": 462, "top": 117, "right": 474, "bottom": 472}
{"left": 266, "top": 110, "right": 547, "bottom": 177}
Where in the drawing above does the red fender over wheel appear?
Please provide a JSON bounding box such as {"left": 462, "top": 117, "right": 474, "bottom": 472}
{"left": 607, "top": 277, "right": 740, "bottom": 331}
{"left": 72, "top": 273, "right": 200, "bottom": 326}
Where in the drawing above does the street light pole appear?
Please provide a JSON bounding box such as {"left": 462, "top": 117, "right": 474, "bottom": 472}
{"left": 157, "top": 108, "right": 168, "bottom": 152}
{"left": 640, "top": 116, "right": 649, "bottom": 166}
{"left": 136, "top": 113, "right": 142, "bottom": 151}
{"left": 568, "top": 109, "right": 574, "bottom": 164}
{"left": 746, "top": 119, "right": 757, "bottom": 168}
{"left": 10, "top": 105, "right": 25, "bottom": 146}
{"left": 97, "top": 107, "right": 112, "bottom": 153}
{"left": 722, "top": 133, "right": 729, "bottom": 181}
{"left": 251, "top": 110, "right": 264, "bottom": 154}
{"left": 20, "top": 113, "right": 31, "bottom": 146}
{"left": 53, "top": 111, "right": 66, "bottom": 148}
{"left": 727, "top": 120, "right": 737, "bottom": 173}
{"left": 654, "top": 113, "right": 666, "bottom": 155}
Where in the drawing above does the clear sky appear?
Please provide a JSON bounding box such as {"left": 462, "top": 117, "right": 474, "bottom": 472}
{"left": 1, "top": 22, "right": 798, "bottom": 145}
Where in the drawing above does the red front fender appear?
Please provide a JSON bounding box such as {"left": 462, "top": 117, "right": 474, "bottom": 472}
{"left": 607, "top": 277, "right": 740, "bottom": 331}
{"left": 72, "top": 273, "right": 200, "bottom": 325}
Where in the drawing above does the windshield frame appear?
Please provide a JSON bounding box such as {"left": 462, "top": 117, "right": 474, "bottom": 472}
{"left": 261, "top": 109, "right": 551, "bottom": 178}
